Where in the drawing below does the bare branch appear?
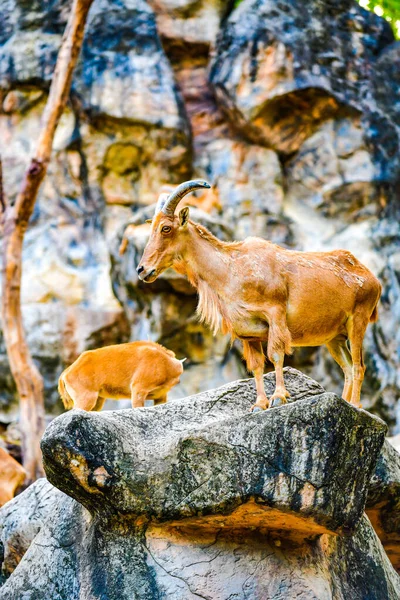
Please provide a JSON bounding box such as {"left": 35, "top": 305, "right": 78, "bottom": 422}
{"left": 0, "top": 157, "right": 7, "bottom": 214}
{"left": 1, "top": 0, "right": 94, "bottom": 484}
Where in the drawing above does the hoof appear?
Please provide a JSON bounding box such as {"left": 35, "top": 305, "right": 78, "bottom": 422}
{"left": 270, "top": 397, "right": 285, "bottom": 408}
{"left": 251, "top": 405, "right": 264, "bottom": 413}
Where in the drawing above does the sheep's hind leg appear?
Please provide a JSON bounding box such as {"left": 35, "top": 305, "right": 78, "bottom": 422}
{"left": 93, "top": 396, "right": 106, "bottom": 412}
{"left": 326, "top": 336, "right": 353, "bottom": 402}
{"left": 347, "top": 313, "right": 369, "bottom": 408}
{"left": 63, "top": 375, "right": 99, "bottom": 411}
{"left": 71, "top": 390, "right": 99, "bottom": 411}
{"left": 154, "top": 395, "right": 167, "bottom": 405}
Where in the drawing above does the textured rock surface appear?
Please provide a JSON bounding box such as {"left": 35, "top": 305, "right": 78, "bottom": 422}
{"left": 367, "top": 439, "right": 400, "bottom": 571}
{"left": 0, "top": 478, "right": 57, "bottom": 578}
{"left": 0, "top": 0, "right": 399, "bottom": 431}
{"left": 0, "top": 0, "right": 189, "bottom": 420}
{"left": 1, "top": 370, "right": 399, "bottom": 599}
{"left": 0, "top": 480, "right": 84, "bottom": 596}
{"left": 40, "top": 369, "right": 386, "bottom": 532}
{"left": 209, "top": 0, "right": 396, "bottom": 158}
{"left": 285, "top": 118, "right": 379, "bottom": 222}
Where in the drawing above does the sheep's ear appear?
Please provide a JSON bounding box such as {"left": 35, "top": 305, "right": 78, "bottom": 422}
{"left": 119, "top": 238, "right": 128, "bottom": 255}
{"left": 179, "top": 206, "right": 190, "bottom": 227}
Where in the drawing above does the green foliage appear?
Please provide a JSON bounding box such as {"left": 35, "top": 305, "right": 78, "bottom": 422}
{"left": 358, "top": 0, "right": 400, "bottom": 37}
{"left": 231, "top": 0, "right": 400, "bottom": 38}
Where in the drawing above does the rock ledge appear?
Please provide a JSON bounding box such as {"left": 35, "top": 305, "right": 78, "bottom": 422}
{"left": 1, "top": 369, "right": 399, "bottom": 600}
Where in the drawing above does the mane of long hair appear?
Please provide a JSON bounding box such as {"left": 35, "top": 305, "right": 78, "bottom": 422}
{"left": 196, "top": 277, "right": 230, "bottom": 335}
{"left": 195, "top": 277, "right": 248, "bottom": 339}
{"left": 191, "top": 222, "right": 242, "bottom": 251}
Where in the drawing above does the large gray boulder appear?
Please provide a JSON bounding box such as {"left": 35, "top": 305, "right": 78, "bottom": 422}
{"left": 1, "top": 0, "right": 400, "bottom": 452}
{"left": 2, "top": 369, "right": 399, "bottom": 599}
{"left": 367, "top": 439, "right": 400, "bottom": 571}
{"left": 40, "top": 368, "right": 384, "bottom": 532}
{"left": 0, "top": 478, "right": 57, "bottom": 580}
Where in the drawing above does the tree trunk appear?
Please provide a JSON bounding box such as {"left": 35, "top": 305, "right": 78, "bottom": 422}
{"left": 1, "top": 0, "right": 94, "bottom": 484}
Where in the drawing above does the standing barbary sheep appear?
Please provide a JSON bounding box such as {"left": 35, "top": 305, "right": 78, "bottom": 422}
{"left": 135, "top": 180, "right": 382, "bottom": 412}
{"left": 58, "top": 342, "right": 184, "bottom": 410}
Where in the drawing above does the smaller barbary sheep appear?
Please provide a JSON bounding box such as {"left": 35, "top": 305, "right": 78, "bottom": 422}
{"left": 58, "top": 341, "right": 184, "bottom": 410}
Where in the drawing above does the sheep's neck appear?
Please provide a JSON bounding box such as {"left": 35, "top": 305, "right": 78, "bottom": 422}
{"left": 174, "top": 224, "right": 232, "bottom": 296}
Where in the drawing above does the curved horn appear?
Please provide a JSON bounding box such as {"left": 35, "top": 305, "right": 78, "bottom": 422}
{"left": 155, "top": 192, "right": 170, "bottom": 215}
{"left": 162, "top": 180, "right": 211, "bottom": 217}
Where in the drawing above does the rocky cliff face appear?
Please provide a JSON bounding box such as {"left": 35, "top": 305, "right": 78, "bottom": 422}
{"left": 2, "top": 370, "right": 400, "bottom": 599}
{"left": 0, "top": 0, "right": 399, "bottom": 429}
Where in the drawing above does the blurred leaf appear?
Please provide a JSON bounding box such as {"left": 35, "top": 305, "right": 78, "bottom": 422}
{"left": 358, "top": 0, "right": 400, "bottom": 38}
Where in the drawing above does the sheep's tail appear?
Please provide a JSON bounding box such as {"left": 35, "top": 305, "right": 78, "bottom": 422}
{"left": 58, "top": 374, "right": 74, "bottom": 410}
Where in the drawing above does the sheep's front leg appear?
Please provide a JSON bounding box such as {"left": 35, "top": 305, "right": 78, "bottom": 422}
{"left": 242, "top": 340, "right": 268, "bottom": 411}
{"left": 130, "top": 383, "right": 148, "bottom": 408}
{"left": 268, "top": 352, "right": 290, "bottom": 407}
{"left": 267, "top": 308, "right": 291, "bottom": 407}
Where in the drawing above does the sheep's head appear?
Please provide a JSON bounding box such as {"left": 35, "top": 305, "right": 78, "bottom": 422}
{"left": 136, "top": 180, "right": 210, "bottom": 283}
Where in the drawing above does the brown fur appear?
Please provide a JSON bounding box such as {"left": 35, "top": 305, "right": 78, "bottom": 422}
{"left": 0, "top": 447, "right": 26, "bottom": 506}
{"left": 137, "top": 207, "right": 381, "bottom": 411}
{"left": 58, "top": 341, "right": 183, "bottom": 410}
{"left": 58, "top": 377, "right": 74, "bottom": 410}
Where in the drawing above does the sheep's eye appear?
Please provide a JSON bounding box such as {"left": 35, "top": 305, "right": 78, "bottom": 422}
{"left": 161, "top": 225, "right": 171, "bottom": 234}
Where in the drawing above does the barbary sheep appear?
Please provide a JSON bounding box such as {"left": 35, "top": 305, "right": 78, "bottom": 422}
{"left": 58, "top": 341, "right": 184, "bottom": 410}
{"left": 135, "top": 180, "right": 381, "bottom": 411}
